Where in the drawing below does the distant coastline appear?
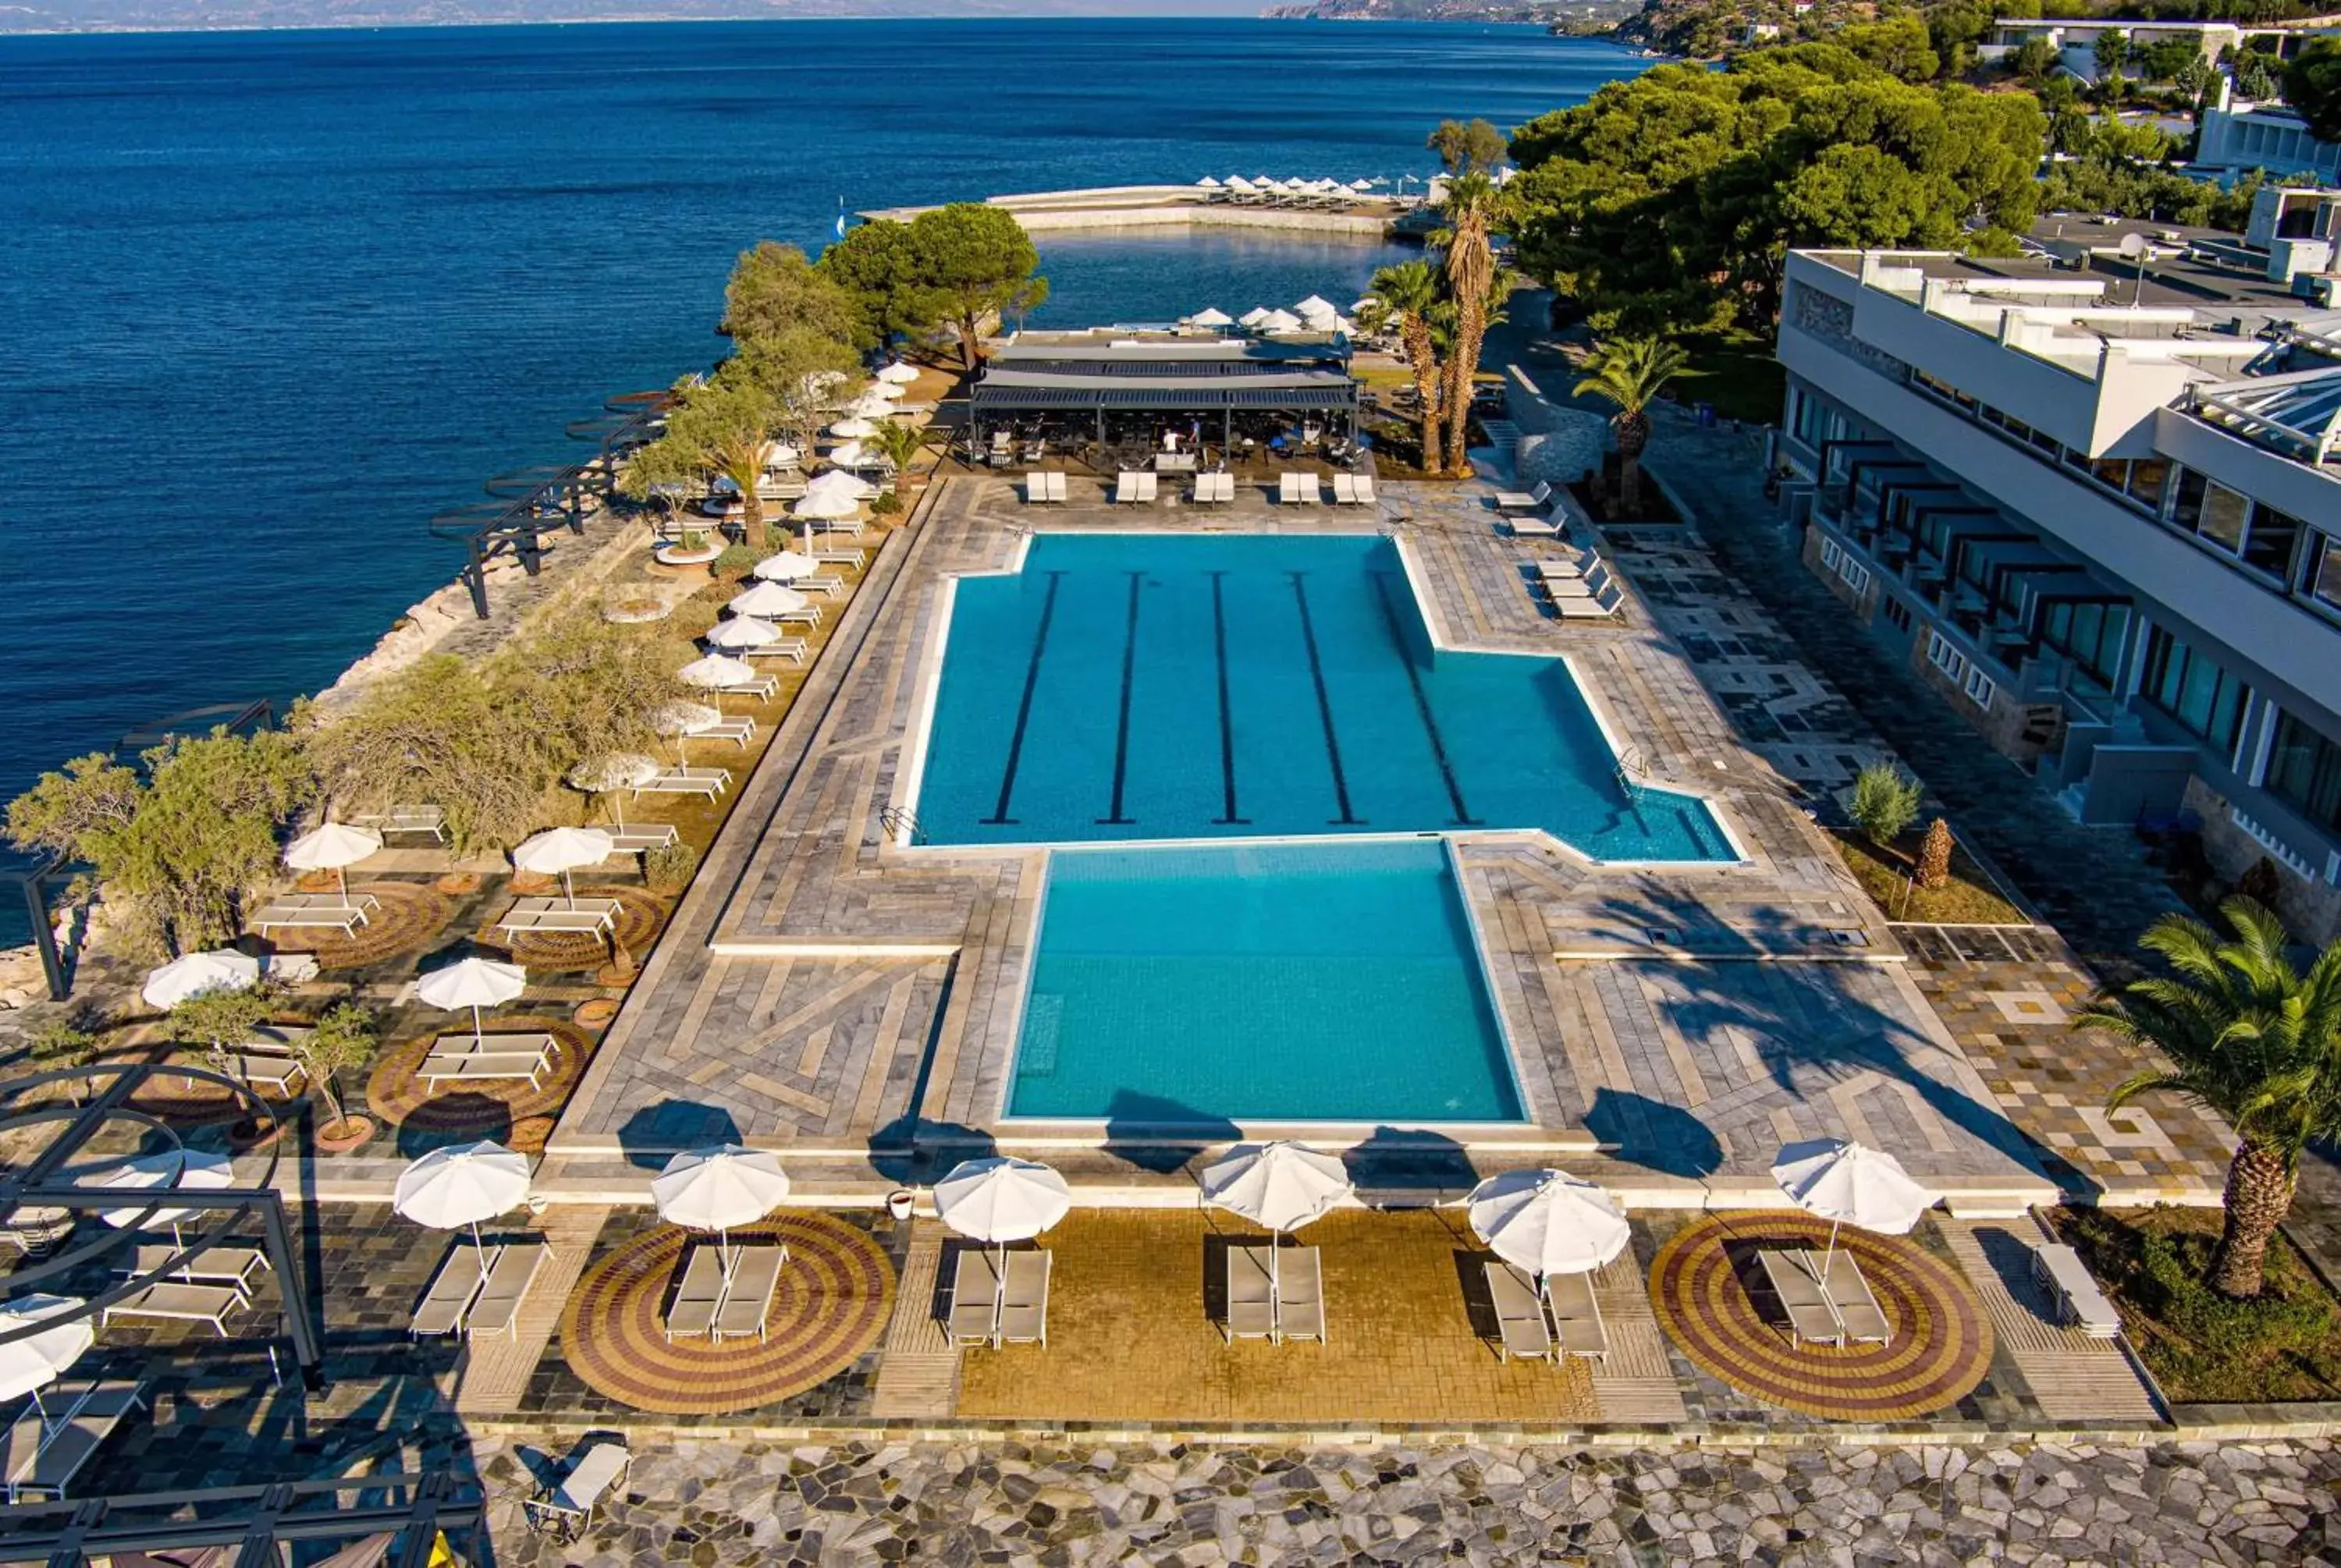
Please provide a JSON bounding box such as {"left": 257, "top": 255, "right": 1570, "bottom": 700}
{"left": 0, "top": 3, "right": 1308, "bottom": 37}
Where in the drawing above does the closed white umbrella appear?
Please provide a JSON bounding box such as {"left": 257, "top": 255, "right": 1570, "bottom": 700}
{"left": 567, "top": 753, "right": 659, "bottom": 828}
{"left": 1771, "top": 1137, "right": 1939, "bottom": 1278}
{"left": 875, "top": 360, "right": 920, "bottom": 385}
{"left": 96, "top": 1148, "right": 236, "bottom": 1248}
{"left": 1199, "top": 1141, "right": 1351, "bottom": 1305}
{"left": 1187, "top": 307, "right": 1234, "bottom": 328}
{"left": 512, "top": 825, "right": 614, "bottom": 910}
{"left": 705, "top": 615, "right": 785, "bottom": 652}
{"left": 1465, "top": 1169, "right": 1630, "bottom": 1280}
{"left": 414, "top": 956, "right": 526, "bottom": 1046}
{"left": 283, "top": 822, "right": 382, "bottom": 901}
{"left": 652, "top": 1144, "right": 791, "bottom": 1275}
{"left": 0, "top": 1295, "right": 94, "bottom": 1435}
{"left": 394, "top": 1141, "right": 530, "bottom": 1269}
{"left": 728, "top": 582, "right": 809, "bottom": 620}
{"left": 751, "top": 551, "right": 817, "bottom": 582}
{"left": 141, "top": 949, "right": 259, "bottom": 1012}
{"left": 678, "top": 653, "right": 758, "bottom": 690}
{"left": 828, "top": 417, "right": 877, "bottom": 440}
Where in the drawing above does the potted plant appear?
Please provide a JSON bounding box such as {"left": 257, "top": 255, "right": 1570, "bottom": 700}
{"left": 293, "top": 1002, "right": 380, "bottom": 1152}
{"left": 654, "top": 527, "right": 723, "bottom": 569}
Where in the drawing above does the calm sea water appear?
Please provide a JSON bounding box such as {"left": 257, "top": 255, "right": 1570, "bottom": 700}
{"left": 0, "top": 18, "right": 1643, "bottom": 928}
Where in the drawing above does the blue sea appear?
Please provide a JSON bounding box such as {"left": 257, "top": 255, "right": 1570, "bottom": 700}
{"left": 0, "top": 18, "right": 1645, "bottom": 930}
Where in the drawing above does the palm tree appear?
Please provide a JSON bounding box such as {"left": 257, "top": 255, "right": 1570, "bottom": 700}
{"left": 1573, "top": 335, "right": 1689, "bottom": 517}
{"left": 868, "top": 419, "right": 927, "bottom": 483}
{"left": 1436, "top": 172, "right": 1501, "bottom": 477}
{"left": 1361, "top": 261, "right": 1445, "bottom": 476}
{"left": 2075, "top": 898, "right": 2341, "bottom": 1298}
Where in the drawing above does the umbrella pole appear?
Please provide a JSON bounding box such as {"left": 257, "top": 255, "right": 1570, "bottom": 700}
{"left": 338, "top": 867, "right": 349, "bottom": 902}
{"left": 473, "top": 1005, "right": 485, "bottom": 1049}
{"left": 1269, "top": 1228, "right": 1283, "bottom": 1345}
{"left": 1820, "top": 1217, "right": 1841, "bottom": 1286}
{"left": 562, "top": 870, "right": 575, "bottom": 912}
{"left": 471, "top": 1220, "right": 489, "bottom": 1274}
{"left": 994, "top": 1240, "right": 1007, "bottom": 1349}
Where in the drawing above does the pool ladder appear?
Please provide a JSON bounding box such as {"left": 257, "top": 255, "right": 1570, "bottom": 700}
{"left": 1614, "top": 746, "right": 1649, "bottom": 804}
{"left": 879, "top": 806, "right": 927, "bottom": 846}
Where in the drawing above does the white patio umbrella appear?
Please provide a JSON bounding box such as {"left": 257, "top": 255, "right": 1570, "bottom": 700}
{"left": 511, "top": 825, "right": 615, "bottom": 910}
{"left": 1349, "top": 179, "right": 1377, "bottom": 192}
{"left": 652, "top": 699, "right": 725, "bottom": 763}
{"left": 1225, "top": 176, "right": 1255, "bottom": 193}
{"left": 1199, "top": 1141, "right": 1352, "bottom": 1295}
{"left": 826, "top": 440, "right": 868, "bottom": 470}
{"left": 652, "top": 1144, "right": 791, "bottom": 1276}
{"left": 1465, "top": 1169, "right": 1631, "bottom": 1280}
{"left": 845, "top": 392, "right": 895, "bottom": 420}
{"left": 282, "top": 821, "right": 382, "bottom": 901}
{"left": 1238, "top": 306, "right": 1271, "bottom": 328}
{"left": 96, "top": 1148, "right": 236, "bottom": 1250}
{"left": 828, "top": 417, "right": 877, "bottom": 440}
{"left": 1188, "top": 307, "right": 1234, "bottom": 328}
{"left": 1256, "top": 310, "right": 1305, "bottom": 334}
{"left": 1294, "top": 294, "right": 1337, "bottom": 317}
{"left": 414, "top": 956, "right": 526, "bottom": 1046}
{"left": 567, "top": 752, "right": 659, "bottom": 828}
{"left": 0, "top": 1295, "right": 94, "bottom": 1435}
{"left": 869, "top": 381, "right": 906, "bottom": 402}
{"left": 794, "top": 489, "right": 861, "bottom": 523}
{"left": 705, "top": 615, "right": 786, "bottom": 651}
{"left": 751, "top": 550, "right": 817, "bottom": 582}
{"left": 805, "top": 468, "right": 874, "bottom": 499}
{"left": 678, "top": 652, "right": 757, "bottom": 690}
{"left": 758, "top": 441, "right": 801, "bottom": 470}
{"left": 1771, "top": 1137, "right": 1939, "bottom": 1278}
{"left": 141, "top": 949, "right": 259, "bottom": 1012}
{"left": 728, "top": 582, "right": 809, "bottom": 620}
{"left": 1195, "top": 176, "right": 1222, "bottom": 190}
{"left": 934, "top": 1156, "right": 1071, "bottom": 1337}
{"left": 875, "top": 360, "right": 920, "bottom": 385}
{"left": 394, "top": 1141, "right": 529, "bottom": 1269}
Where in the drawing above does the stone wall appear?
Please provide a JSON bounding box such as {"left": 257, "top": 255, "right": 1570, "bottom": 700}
{"left": 2186, "top": 775, "right": 2341, "bottom": 945}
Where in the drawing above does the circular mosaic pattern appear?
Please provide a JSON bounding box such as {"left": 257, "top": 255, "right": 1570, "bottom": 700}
{"left": 560, "top": 1215, "right": 895, "bottom": 1415}
{"left": 1649, "top": 1213, "right": 1995, "bottom": 1421}
{"left": 259, "top": 882, "right": 453, "bottom": 970}
{"left": 480, "top": 885, "right": 666, "bottom": 974}
{"left": 123, "top": 1052, "right": 268, "bottom": 1127}
{"left": 365, "top": 1015, "right": 590, "bottom": 1137}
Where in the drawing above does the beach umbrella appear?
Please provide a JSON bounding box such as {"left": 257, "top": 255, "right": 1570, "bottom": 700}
{"left": 875, "top": 361, "right": 920, "bottom": 385}
{"left": 1225, "top": 176, "right": 1255, "bottom": 193}
{"left": 414, "top": 956, "right": 526, "bottom": 1047}
{"left": 141, "top": 949, "right": 260, "bottom": 1012}
{"left": 828, "top": 417, "right": 877, "bottom": 440}
{"left": 1200, "top": 1142, "right": 1352, "bottom": 1298}
{"left": 567, "top": 752, "right": 658, "bottom": 828}
{"left": 0, "top": 1296, "right": 94, "bottom": 1435}
{"left": 1238, "top": 307, "right": 1271, "bottom": 328}
{"left": 1187, "top": 307, "right": 1234, "bottom": 328}
{"left": 846, "top": 392, "right": 894, "bottom": 420}
{"left": 282, "top": 821, "right": 382, "bottom": 901}
{"left": 794, "top": 489, "right": 862, "bottom": 523}
{"left": 826, "top": 440, "right": 868, "bottom": 470}
{"left": 679, "top": 653, "right": 758, "bottom": 690}
{"left": 705, "top": 615, "right": 785, "bottom": 653}
{"left": 805, "top": 466, "right": 874, "bottom": 498}
{"left": 1771, "top": 1137, "right": 1938, "bottom": 1278}
{"left": 869, "top": 381, "right": 906, "bottom": 402}
{"left": 751, "top": 550, "right": 817, "bottom": 582}
{"left": 1465, "top": 1169, "right": 1630, "bottom": 1280}
{"left": 394, "top": 1141, "right": 529, "bottom": 1269}
{"left": 96, "top": 1148, "right": 236, "bottom": 1250}
{"left": 652, "top": 699, "right": 725, "bottom": 763}
{"left": 1256, "top": 310, "right": 1304, "bottom": 334}
{"left": 1295, "top": 294, "right": 1337, "bottom": 316}
{"left": 512, "top": 825, "right": 615, "bottom": 910}
{"left": 1349, "top": 179, "right": 1376, "bottom": 192}
{"left": 728, "top": 582, "right": 809, "bottom": 620}
{"left": 1195, "top": 176, "right": 1222, "bottom": 190}
{"left": 759, "top": 441, "right": 801, "bottom": 470}
{"left": 652, "top": 1145, "right": 790, "bottom": 1275}
{"left": 935, "top": 1156, "right": 1071, "bottom": 1334}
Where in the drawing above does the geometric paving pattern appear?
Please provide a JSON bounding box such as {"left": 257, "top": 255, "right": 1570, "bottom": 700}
{"left": 557, "top": 1213, "right": 895, "bottom": 1414}
{"left": 1650, "top": 1213, "right": 1995, "bottom": 1421}
{"left": 254, "top": 879, "right": 455, "bottom": 968}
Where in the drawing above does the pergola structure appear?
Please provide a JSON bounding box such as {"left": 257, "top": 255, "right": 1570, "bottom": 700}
{"left": 0, "top": 1470, "right": 481, "bottom": 1568}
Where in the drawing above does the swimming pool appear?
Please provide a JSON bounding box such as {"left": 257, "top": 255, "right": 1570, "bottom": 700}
{"left": 909, "top": 534, "right": 1732, "bottom": 863}
{"left": 1009, "top": 839, "right": 1525, "bottom": 1123}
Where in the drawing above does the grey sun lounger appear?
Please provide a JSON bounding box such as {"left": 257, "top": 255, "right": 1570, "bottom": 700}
{"left": 635, "top": 767, "right": 732, "bottom": 798}
{"left": 1484, "top": 1261, "right": 1554, "bottom": 1362}
{"left": 1274, "top": 1246, "right": 1326, "bottom": 1343}
{"left": 1810, "top": 1250, "right": 1890, "bottom": 1345}
{"left": 497, "top": 897, "right": 620, "bottom": 937}
{"left": 606, "top": 825, "right": 680, "bottom": 855}
{"left": 998, "top": 1250, "right": 1051, "bottom": 1346}
{"left": 353, "top": 805, "right": 446, "bottom": 842}
{"left": 1757, "top": 1249, "right": 1845, "bottom": 1348}
{"left": 1542, "top": 562, "right": 1615, "bottom": 598}
{"left": 525, "top": 1441, "right": 632, "bottom": 1541}
{"left": 2032, "top": 1242, "right": 2122, "bottom": 1338}
{"left": 222, "top": 1052, "right": 305, "bottom": 1097}
{"left": 713, "top": 1245, "right": 788, "bottom": 1343}
{"left": 815, "top": 546, "right": 868, "bottom": 569}
{"left": 684, "top": 716, "right": 756, "bottom": 749}
{"left": 3, "top": 1380, "right": 148, "bottom": 1502}
{"left": 1543, "top": 1269, "right": 1609, "bottom": 1361}
{"left": 1536, "top": 548, "right": 1603, "bottom": 582}
{"left": 713, "top": 672, "right": 779, "bottom": 698}
{"left": 123, "top": 1243, "right": 270, "bottom": 1291}
{"left": 744, "top": 639, "right": 811, "bottom": 665}
{"left": 250, "top": 897, "right": 371, "bottom": 937}
{"left": 1552, "top": 583, "right": 1625, "bottom": 619}
{"left": 1507, "top": 509, "right": 1568, "bottom": 538}
{"left": 797, "top": 573, "right": 846, "bottom": 597}
{"left": 1495, "top": 480, "right": 1553, "bottom": 513}
{"left": 468, "top": 1241, "right": 549, "bottom": 1341}
{"left": 101, "top": 1282, "right": 248, "bottom": 1337}
{"left": 1277, "top": 471, "right": 1323, "bottom": 506}
{"left": 947, "top": 1248, "right": 1004, "bottom": 1347}
{"left": 665, "top": 1243, "right": 726, "bottom": 1342}
{"left": 414, "top": 1246, "right": 493, "bottom": 1338}
{"left": 1224, "top": 1243, "right": 1277, "bottom": 1343}
{"left": 419, "top": 1045, "right": 556, "bottom": 1092}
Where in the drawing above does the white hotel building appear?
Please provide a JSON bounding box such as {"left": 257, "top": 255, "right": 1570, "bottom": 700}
{"left": 1767, "top": 196, "right": 2341, "bottom": 941}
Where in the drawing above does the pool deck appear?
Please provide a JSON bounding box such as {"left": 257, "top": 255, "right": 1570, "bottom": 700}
{"left": 540, "top": 476, "right": 2058, "bottom": 1215}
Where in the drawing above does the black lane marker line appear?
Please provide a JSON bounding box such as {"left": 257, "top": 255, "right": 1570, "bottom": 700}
{"left": 1288, "top": 572, "right": 1361, "bottom": 826}
{"left": 1097, "top": 570, "right": 1143, "bottom": 825}
{"left": 1209, "top": 571, "right": 1249, "bottom": 825}
{"left": 1370, "top": 569, "right": 1480, "bottom": 827}
{"left": 982, "top": 569, "right": 1063, "bottom": 825}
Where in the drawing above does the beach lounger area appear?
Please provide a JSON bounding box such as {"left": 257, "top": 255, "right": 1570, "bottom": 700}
{"left": 418, "top": 1033, "right": 561, "bottom": 1091}
{"left": 664, "top": 1243, "right": 789, "bottom": 1343}
{"left": 2, "top": 1380, "right": 148, "bottom": 1502}
{"left": 947, "top": 1246, "right": 1053, "bottom": 1349}
{"left": 1222, "top": 1242, "right": 1320, "bottom": 1345}
{"left": 496, "top": 896, "right": 621, "bottom": 938}
{"left": 634, "top": 767, "right": 732, "bottom": 798}
{"left": 250, "top": 892, "right": 379, "bottom": 936}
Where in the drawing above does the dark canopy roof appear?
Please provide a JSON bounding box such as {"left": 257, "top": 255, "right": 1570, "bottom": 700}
{"left": 974, "top": 335, "right": 1359, "bottom": 417}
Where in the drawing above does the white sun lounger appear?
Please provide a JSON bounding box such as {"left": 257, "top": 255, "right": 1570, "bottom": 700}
{"left": 497, "top": 897, "right": 620, "bottom": 936}
{"left": 769, "top": 605, "right": 822, "bottom": 629}
{"left": 414, "top": 1246, "right": 492, "bottom": 1338}
{"left": 1495, "top": 480, "right": 1553, "bottom": 513}
{"left": 947, "top": 1248, "right": 1004, "bottom": 1347}
{"left": 712, "top": 1245, "right": 788, "bottom": 1343}
{"left": 419, "top": 1042, "right": 557, "bottom": 1092}
{"left": 1191, "top": 472, "right": 1236, "bottom": 505}
{"left": 1274, "top": 1246, "right": 1326, "bottom": 1343}
{"left": 525, "top": 1441, "right": 632, "bottom": 1541}
{"left": 101, "top": 1282, "right": 248, "bottom": 1337}
{"left": 1484, "top": 1261, "right": 1553, "bottom": 1361}
{"left": 684, "top": 716, "right": 756, "bottom": 749}
{"left": 1331, "top": 474, "right": 1377, "bottom": 506}
{"left": 744, "top": 639, "right": 810, "bottom": 665}
{"left": 999, "top": 1250, "right": 1051, "bottom": 1347}
{"left": 468, "top": 1241, "right": 549, "bottom": 1340}
{"left": 352, "top": 804, "right": 446, "bottom": 842}
{"left": 3, "top": 1380, "right": 148, "bottom": 1502}
{"left": 1552, "top": 583, "right": 1626, "bottom": 619}
{"left": 1544, "top": 1269, "right": 1609, "bottom": 1360}
{"left": 1026, "top": 471, "right": 1065, "bottom": 504}
{"left": 218, "top": 1053, "right": 305, "bottom": 1096}
{"left": 1535, "top": 548, "right": 1603, "bottom": 581}
{"left": 712, "top": 672, "right": 779, "bottom": 699}
{"left": 1810, "top": 1250, "right": 1891, "bottom": 1345}
{"left": 2033, "top": 1243, "right": 2122, "bottom": 1338}
{"left": 1114, "top": 471, "right": 1157, "bottom": 504}
{"left": 250, "top": 896, "right": 372, "bottom": 937}
{"left": 815, "top": 547, "right": 867, "bottom": 571}
{"left": 1278, "top": 471, "right": 1323, "bottom": 506}
{"left": 666, "top": 1245, "right": 726, "bottom": 1341}
{"left": 122, "top": 1243, "right": 270, "bottom": 1291}
{"left": 1542, "top": 562, "right": 1615, "bottom": 599}
{"left": 634, "top": 768, "right": 731, "bottom": 798}
{"left": 1757, "top": 1250, "right": 1844, "bottom": 1348}
{"left": 797, "top": 573, "right": 846, "bottom": 597}
{"left": 1224, "top": 1243, "right": 1277, "bottom": 1343}
{"left": 606, "top": 824, "right": 680, "bottom": 855}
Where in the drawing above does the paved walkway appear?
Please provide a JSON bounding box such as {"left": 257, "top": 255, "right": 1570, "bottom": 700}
{"left": 481, "top": 1434, "right": 2341, "bottom": 1566}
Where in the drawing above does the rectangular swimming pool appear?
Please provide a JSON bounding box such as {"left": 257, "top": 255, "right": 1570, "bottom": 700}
{"left": 910, "top": 533, "right": 1733, "bottom": 864}
{"left": 1008, "top": 839, "right": 1525, "bottom": 1124}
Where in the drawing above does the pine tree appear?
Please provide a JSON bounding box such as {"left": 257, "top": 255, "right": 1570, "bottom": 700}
{"left": 1916, "top": 818, "right": 1954, "bottom": 891}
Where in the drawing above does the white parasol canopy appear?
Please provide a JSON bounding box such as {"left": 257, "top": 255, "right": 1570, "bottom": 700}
{"left": 394, "top": 1141, "right": 530, "bottom": 1266}
{"left": 141, "top": 949, "right": 259, "bottom": 1012}
{"left": 1294, "top": 294, "right": 1337, "bottom": 316}
{"left": 794, "top": 488, "right": 861, "bottom": 522}
{"left": 728, "top": 582, "right": 809, "bottom": 619}
{"left": 0, "top": 1295, "right": 94, "bottom": 1429}
{"left": 825, "top": 440, "right": 868, "bottom": 469}
{"left": 827, "top": 417, "right": 876, "bottom": 440}
{"left": 567, "top": 754, "right": 659, "bottom": 827}
{"left": 759, "top": 441, "right": 801, "bottom": 470}
{"left": 652, "top": 1145, "right": 790, "bottom": 1272}
{"left": 869, "top": 381, "right": 906, "bottom": 402}
{"left": 1225, "top": 176, "right": 1256, "bottom": 193}
{"left": 678, "top": 653, "right": 758, "bottom": 690}
{"left": 1200, "top": 1142, "right": 1352, "bottom": 1233}
{"left": 1187, "top": 307, "right": 1234, "bottom": 328}
{"left": 1238, "top": 306, "right": 1271, "bottom": 327}
{"left": 875, "top": 360, "right": 920, "bottom": 385}
{"left": 414, "top": 955, "right": 526, "bottom": 1045}
{"left": 96, "top": 1148, "right": 236, "bottom": 1244}
{"left": 1195, "top": 176, "right": 1222, "bottom": 190}
{"left": 805, "top": 469, "right": 875, "bottom": 499}
{"left": 655, "top": 700, "right": 725, "bottom": 734}
{"left": 845, "top": 392, "right": 894, "bottom": 420}
{"left": 1256, "top": 310, "right": 1305, "bottom": 334}
{"left": 751, "top": 551, "right": 817, "bottom": 582}
{"left": 1772, "top": 1137, "right": 1940, "bottom": 1275}
{"left": 282, "top": 822, "right": 382, "bottom": 900}
{"left": 1349, "top": 179, "right": 1376, "bottom": 192}
{"left": 1465, "top": 1169, "right": 1631, "bottom": 1279}
{"left": 705, "top": 615, "right": 787, "bottom": 651}
{"left": 512, "top": 825, "right": 615, "bottom": 908}
{"left": 933, "top": 1156, "right": 1071, "bottom": 1246}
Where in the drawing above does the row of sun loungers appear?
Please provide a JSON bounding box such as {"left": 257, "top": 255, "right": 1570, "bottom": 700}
{"left": 632, "top": 766, "right": 732, "bottom": 798}
{"left": 420, "top": 1031, "right": 563, "bottom": 1091}
{"left": 1225, "top": 1243, "right": 1325, "bottom": 1345}
{"left": 413, "top": 1242, "right": 551, "bottom": 1340}
{"left": 1026, "top": 470, "right": 1377, "bottom": 509}
{"left": 2, "top": 1379, "right": 147, "bottom": 1502}
{"left": 665, "top": 1243, "right": 788, "bottom": 1343}
{"left": 250, "top": 891, "right": 381, "bottom": 938}
{"left": 496, "top": 896, "right": 621, "bottom": 938}
{"left": 947, "top": 1247, "right": 1053, "bottom": 1349}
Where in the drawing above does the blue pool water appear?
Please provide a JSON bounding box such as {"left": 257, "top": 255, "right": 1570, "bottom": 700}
{"left": 915, "top": 534, "right": 1734, "bottom": 863}
{"left": 1010, "top": 839, "right": 1522, "bottom": 1123}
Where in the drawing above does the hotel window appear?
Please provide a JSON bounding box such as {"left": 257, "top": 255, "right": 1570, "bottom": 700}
{"left": 2140, "top": 626, "right": 2250, "bottom": 751}
{"left": 1883, "top": 596, "right": 1913, "bottom": 631}
{"left": 2123, "top": 457, "right": 2169, "bottom": 513}
{"left": 2169, "top": 469, "right": 2252, "bottom": 555}
{"left": 1927, "top": 631, "right": 1969, "bottom": 684}
{"left": 2243, "top": 504, "right": 2302, "bottom": 582}
{"left": 2266, "top": 711, "right": 2341, "bottom": 835}
{"left": 2039, "top": 600, "right": 2130, "bottom": 689}
{"left": 2307, "top": 533, "right": 2341, "bottom": 616}
{"left": 1963, "top": 666, "right": 1996, "bottom": 709}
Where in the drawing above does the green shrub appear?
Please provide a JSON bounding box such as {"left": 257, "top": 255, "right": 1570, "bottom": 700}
{"left": 1848, "top": 762, "right": 1923, "bottom": 848}
{"left": 712, "top": 545, "right": 761, "bottom": 580}
{"left": 666, "top": 598, "right": 721, "bottom": 640}
{"left": 870, "top": 491, "right": 904, "bottom": 518}
{"left": 644, "top": 841, "right": 700, "bottom": 896}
